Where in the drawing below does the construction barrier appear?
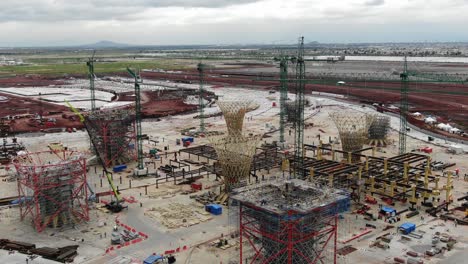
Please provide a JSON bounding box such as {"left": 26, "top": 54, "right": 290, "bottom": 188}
{"left": 104, "top": 219, "right": 149, "bottom": 254}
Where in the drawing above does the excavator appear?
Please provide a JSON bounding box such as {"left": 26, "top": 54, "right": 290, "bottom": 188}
{"left": 65, "top": 100, "right": 126, "bottom": 213}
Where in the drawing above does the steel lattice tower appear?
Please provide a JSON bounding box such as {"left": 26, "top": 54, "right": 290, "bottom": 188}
{"left": 294, "top": 36, "right": 306, "bottom": 176}
{"left": 197, "top": 62, "right": 206, "bottom": 132}
{"left": 127, "top": 68, "right": 144, "bottom": 170}
{"left": 86, "top": 51, "right": 97, "bottom": 111}
{"left": 399, "top": 56, "right": 409, "bottom": 154}
{"left": 273, "top": 56, "right": 291, "bottom": 144}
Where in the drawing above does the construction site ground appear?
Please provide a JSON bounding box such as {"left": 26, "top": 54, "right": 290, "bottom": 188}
{"left": 0, "top": 80, "right": 467, "bottom": 264}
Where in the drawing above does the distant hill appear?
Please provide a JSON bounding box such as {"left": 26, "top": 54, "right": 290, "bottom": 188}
{"left": 79, "top": 40, "right": 131, "bottom": 48}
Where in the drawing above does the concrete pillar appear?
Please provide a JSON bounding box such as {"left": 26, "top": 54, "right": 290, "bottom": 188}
{"left": 403, "top": 162, "right": 409, "bottom": 183}
{"left": 317, "top": 141, "right": 323, "bottom": 160}
{"left": 446, "top": 171, "right": 452, "bottom": 203}
{"left": 424, "top": 167, "right": 430, "bottom": 200}
{"left": 384, "top": 159, "right": 388, "bottom": 175}
{"left": 390, "top": 180, "right": 396, "bottom": 197}
{"left": 426, "top": 156, "right": 432, "bottom": 174}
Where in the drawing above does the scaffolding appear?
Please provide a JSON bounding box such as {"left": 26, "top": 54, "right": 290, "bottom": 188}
{"left": 84, "top": 109, "right": 137, "bottom": 167}
{"left": 285, "top": 102, "right": 296, "bottom": 123}
{"left": 1, "top": 120, "right": 25, "bottom": 164}
{"left": 368, "top": 115, "right": 390, "bottom": 146}
{"left": 13, "top": 150, "right": 89, "bottom": 232}
{"left": 329, "top": 111, "right": 374, "bottom": 163}
{"left": 209, "top": 135, "right": 260, "bottom": 192}
{"left": 230, "top": 179, "right": 350, "bottom": 264}
{"left": 217, "top": 100, "right": 252, "bottom": 135}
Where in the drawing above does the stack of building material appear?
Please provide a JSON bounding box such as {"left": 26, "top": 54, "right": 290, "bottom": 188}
{"left": 0, "top": 239, "right": 78, "bottom": 263}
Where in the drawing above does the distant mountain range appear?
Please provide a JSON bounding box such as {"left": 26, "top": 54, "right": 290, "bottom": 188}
{"left": 79, "top": 40, "right": 131, "bottom": 48}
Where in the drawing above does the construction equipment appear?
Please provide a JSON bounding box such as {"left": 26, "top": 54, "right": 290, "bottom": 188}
{"left": 273, "top": 54, "right": 294, "bottom": 145}
{"left": 197, "top": 62, "right": 206, "bottom": 133}
{"left": 365, "top": 195, "right": 377, "bottom": 204}
{"left": 127, "top": 67, "right": 145, "bottom": 172}
{"left": 86, "top": 181, "right": 96, "bottom": 202}
{"left": 399, "top": 56, "right": 409, "bottom": 154}
{"left": 87, "top": 50, "right": 97, "bottom": 111}
{"left": 293, "top": 36, "right": 306, "bottom": 177}
{"left": 64, "top": 101, "right": 126, "bottom": 213}
{"left": 64, "top": 100, "right": 85, "bottom": 123}
{"left": 399, "top": 56, "right": 467, "bottom": 154}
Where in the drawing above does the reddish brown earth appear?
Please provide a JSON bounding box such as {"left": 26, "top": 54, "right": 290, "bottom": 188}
{"left": 141, "top": 70, "right": 468, "bottom": 132}
{"left": 0, "top": 92, "right": 83, "bottom": 133}
{"left": 116, "top": 90, "right": 198, "bottom": 118}
{"left": 1, "top": 70, "right": 466, "bottom": 136}
{"left": 0, "top": 75, "right": 66, "bottom": 87}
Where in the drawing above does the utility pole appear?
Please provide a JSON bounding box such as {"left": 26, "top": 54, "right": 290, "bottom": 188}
{"left": 87, "top": 51, "right": 97, "bottom": 111}
{"left": 294, "top": 36, "right": 306, "bottom": 177}
{"left": 197, "top": 62, "right": 206, "bottom": 132}
{"left": 127, "top": 67, "right": 144, "bottom": 170}
{"left": 399, "top": 56, "right": 409, "bottom": 154}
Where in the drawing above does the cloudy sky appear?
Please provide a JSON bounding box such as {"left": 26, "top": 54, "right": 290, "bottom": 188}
{"left": 0, "top": 0, "right": 467, "bottom": 46}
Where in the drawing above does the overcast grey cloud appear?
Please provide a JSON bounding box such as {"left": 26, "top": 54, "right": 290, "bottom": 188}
{"left": 0, "top": 0, "right": 467, "bottom": 46}
{"left": 365, "top": 0, "right": 385, "bottom": 6}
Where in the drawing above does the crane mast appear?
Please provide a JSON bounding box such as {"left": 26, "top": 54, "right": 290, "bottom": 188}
{"left": 197, "top": 62, "right": 206, "bottom": 132}
{"left": 87, "top": 51, "right": 97, "bottom": 111}
{"left": 127, "top": 67, "right": 144, "bottom": 171}
{"left": 399, "top": 56, "right": 409, "bottom": 154}
{"left": 294, "top": 36, "right": 306, "bottom": 177}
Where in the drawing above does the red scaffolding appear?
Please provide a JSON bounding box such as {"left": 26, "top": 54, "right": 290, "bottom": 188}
{"left": 84, "top": 109, "right": 137, "bottom": 167}
{"left": 230, "top": 180, "right": 349, "bottom": 264}
{"left": 13, "top": 150, "right": 89, "bottom": 232}
{"left": 238, "top": 203, "right": 338, "bottom": 264}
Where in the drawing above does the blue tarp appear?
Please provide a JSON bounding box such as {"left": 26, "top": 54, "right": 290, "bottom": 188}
{"left": 400, "top": 222, "right": 416, "bottom": 234}
{"left": 381, "top": 206, "right": 396, "bottom": 214}
{"left": 206, "top": 204, "right": 222, "bottom": 215}
{"left": 143, "top": 254, "right": 163, "bottom": 264}
{"left": 113, "top": 164, "right": 127, "bottom": 172}
{"left": 182, "top": 137, "right": 194, "bottom": 143}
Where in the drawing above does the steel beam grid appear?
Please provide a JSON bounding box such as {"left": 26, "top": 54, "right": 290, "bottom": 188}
{"left": 238, "top": 202, "right": 338, "bottom": 264}
{"left": 300, "top": 145, "right": 438, "bottom": 198}
{"left": 13, "top": 150, "right": 89, "bottom": 232}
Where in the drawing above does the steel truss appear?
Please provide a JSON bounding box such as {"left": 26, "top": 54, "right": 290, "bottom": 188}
{"left": 14, "top": 150, "right": 89, "bottom": 232}
{"left": 238, "top": 203, "right": 338, "bottom": 264}
{"left": 84, "top": 109, "right": 137, "bottom": 167}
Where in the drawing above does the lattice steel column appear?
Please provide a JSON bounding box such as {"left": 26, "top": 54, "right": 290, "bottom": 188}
{"left": 210, "top": 135, "right": 260, "bottom": 192}
{"left": 330, "top": 111, "right": 375, "bottom": 163}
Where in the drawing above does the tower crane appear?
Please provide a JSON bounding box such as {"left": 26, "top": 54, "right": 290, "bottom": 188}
{"left": 126, "top": 67, "right": 145, "bottom": 173}
{"left": 87, "top": 51, "right": 97, "bottom": 111}
{"left": 64, "top": 100, "right": 126, "bottom": 213}
{"left": 274, "top": 51, "right": 345, "bottom": 147}
{"left": 273, "top": 55, "right": 294, "bottom": 145}
{"left": 197, "top": 62, "right": 206, "bottom": 132}
{"left": 293, "top": 36, "right": 306, "bottom": 177}
{"left": 399, "top": 56, "right": 466, "bottom": 154}
{"left": 399, "top": 56, "right": 409, "bottom": 154}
